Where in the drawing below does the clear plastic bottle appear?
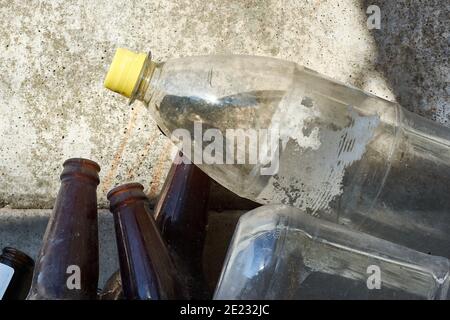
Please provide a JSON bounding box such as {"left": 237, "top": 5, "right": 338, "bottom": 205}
{"left": 213, "top": 205, "right": 450, "bottom": 300}
{"left": 104, "top": 48, "right": 450, "bottom": 258}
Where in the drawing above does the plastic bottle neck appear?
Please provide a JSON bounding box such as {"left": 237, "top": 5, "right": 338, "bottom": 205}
{"left": 129, "top": 57, "right": 158, "bottom": 105}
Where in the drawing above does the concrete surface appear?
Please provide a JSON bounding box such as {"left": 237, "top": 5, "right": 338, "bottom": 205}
{"left": 3, "top": 0, "right": 448, "bottom": 208}
{"left": 363, "top": 0, "right": 449, "bottom": 123}
{"left": 0, "top": 0, "right": 447, "bottom": 292}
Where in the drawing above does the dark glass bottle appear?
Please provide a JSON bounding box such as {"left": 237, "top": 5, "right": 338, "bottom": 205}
{"left": 0, "top": 247, "right": 34, "bottom": 300}
{"left": 108, "top": 183, "right": 182, "bottom": 300}
{"left": 27, "top": 158, "right": 100, "bottom": 300}
{"left": 154, "top": 152, "right": 211, "bottom": 299}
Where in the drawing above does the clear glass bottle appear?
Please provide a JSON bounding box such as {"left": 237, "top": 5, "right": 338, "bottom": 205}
{"left": 105, "top": 48, "right": 450, "bottom": 258}
{"left": 213, "top": 205, "right": 450, "bottom": 300}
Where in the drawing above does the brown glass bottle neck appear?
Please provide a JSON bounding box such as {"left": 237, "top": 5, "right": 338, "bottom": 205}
{"left": 108, "top": 183, "right": 150, "bottom": 212}
{"left": 60, "top": 158, "right": 100, "bottom": 185}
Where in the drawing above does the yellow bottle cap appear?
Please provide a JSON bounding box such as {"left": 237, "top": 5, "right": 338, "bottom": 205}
{"left": 104, "top": 48, "right": 147, "bottom": 98}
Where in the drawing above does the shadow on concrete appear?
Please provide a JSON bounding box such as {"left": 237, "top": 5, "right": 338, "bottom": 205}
{"left": 361, "top": 0, "right": 449, "bottom": 125}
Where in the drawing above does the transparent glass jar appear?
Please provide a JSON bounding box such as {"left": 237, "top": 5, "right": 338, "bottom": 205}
{"left": 213, "top": 205, "right": 450, "bottom": 300}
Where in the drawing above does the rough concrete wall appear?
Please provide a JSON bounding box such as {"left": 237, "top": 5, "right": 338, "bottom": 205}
{"left": 0, "top": 0, "right": 447, "bottom": 208}
{"left": 363, "top": 0, "right": 449, "bottom": 123}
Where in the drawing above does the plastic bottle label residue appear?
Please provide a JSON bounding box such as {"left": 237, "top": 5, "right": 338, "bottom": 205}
{"left": 258, "top": 100, "right": 380, "bottom": 215}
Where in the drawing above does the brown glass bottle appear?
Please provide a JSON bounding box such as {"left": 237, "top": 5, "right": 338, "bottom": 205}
{"left": 154, "top": 152, "right": 211, "bottom": 299}
{"left": 27, "top": 158, "right": 100, "bottom": 300}
{"left": 108, "top": 183, "right": 182, "bottom": 300}
{"left": 0, "top": 247, "right": 34, "bottom": 300}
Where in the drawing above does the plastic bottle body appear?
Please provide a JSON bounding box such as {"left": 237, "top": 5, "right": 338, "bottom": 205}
{"left": 213, "top": 205, "right": 450, "bottom": 300}
{"left": 134, "top": 54, "right": 450, "bottom": 257}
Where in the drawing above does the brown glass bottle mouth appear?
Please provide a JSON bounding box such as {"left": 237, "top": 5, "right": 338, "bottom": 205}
{"left": 63, "top": 158, "right": 101, "bottom": 172}
{"left": 107, "top": 183, "right": 149, "bottom": 211}
{"left": 60, "top": 158, "right": 101, "bottom": 184}
{"left": 1, "top": 247, "right": 35, "bottom": 268}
